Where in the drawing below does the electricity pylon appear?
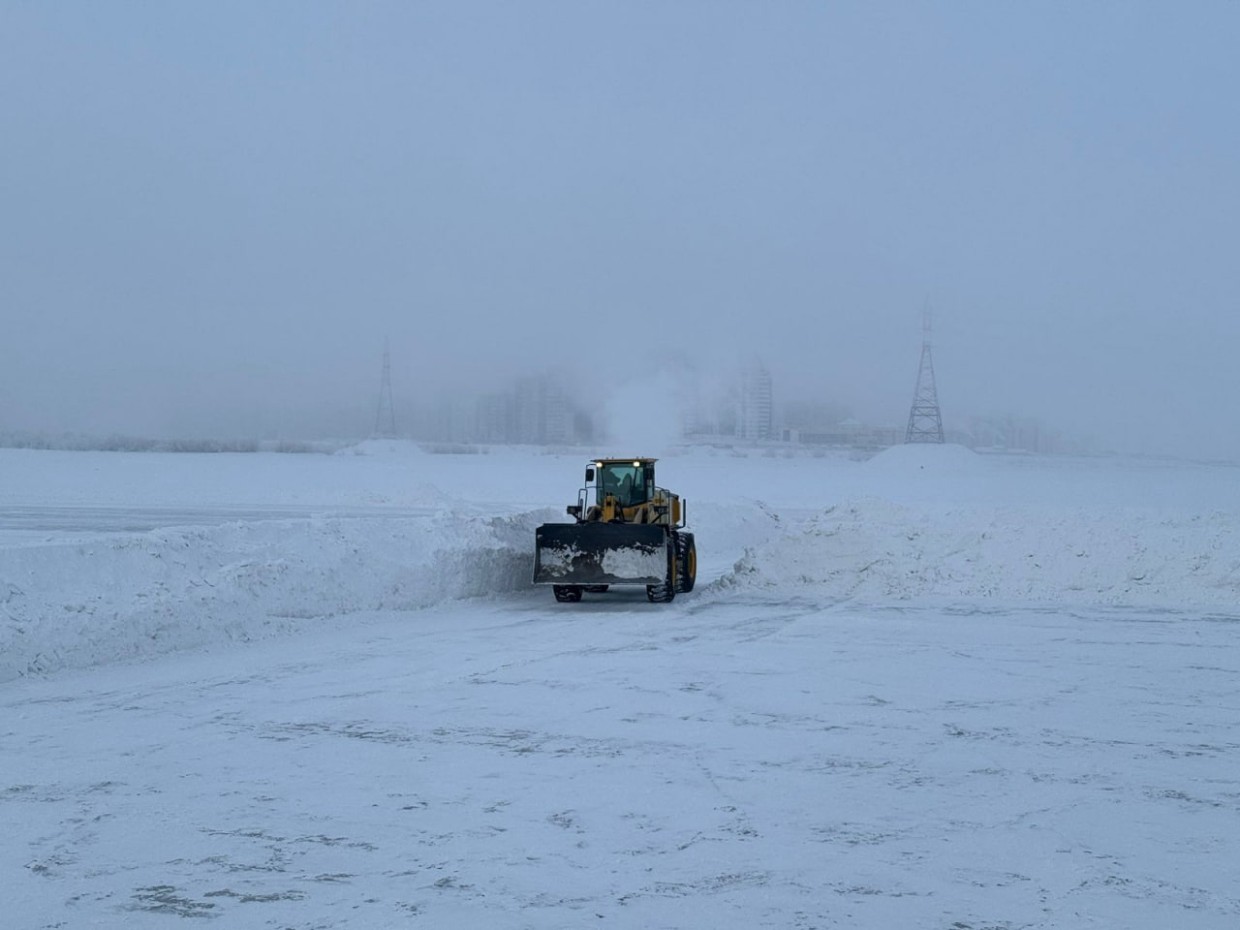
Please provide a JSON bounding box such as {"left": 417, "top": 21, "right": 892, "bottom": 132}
{"left": 905, "top": 309, "right": 945, "bottom": 444}
{"left": 374, "top": 341, "right": 397, "bottom": 438}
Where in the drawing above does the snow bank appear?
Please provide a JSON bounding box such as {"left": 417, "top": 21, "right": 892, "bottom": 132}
{"left": 864, "top": 441, "right": 990, "bottom": 476}
{"left": 5, "top": 444, "right": 1238, "bottom": 681}
{"left": 718, "top": 497, "right": 1240, "bottom": 610}
{"left": 0, "top": 509, "right": 555, "bottom": 682}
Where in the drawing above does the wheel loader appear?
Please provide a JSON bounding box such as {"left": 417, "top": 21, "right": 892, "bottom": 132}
{"left": 533, "top": 458, "right": 696, "bottom": 603}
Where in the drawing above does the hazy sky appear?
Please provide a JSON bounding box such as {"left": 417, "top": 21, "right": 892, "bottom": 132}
{"left": 3, "top": 2, "right": 1238, "bottom": 456}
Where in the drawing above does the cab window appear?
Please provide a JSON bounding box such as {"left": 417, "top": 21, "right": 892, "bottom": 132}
{"left": 599, "top": 463, "right": 646, "bottom": 506}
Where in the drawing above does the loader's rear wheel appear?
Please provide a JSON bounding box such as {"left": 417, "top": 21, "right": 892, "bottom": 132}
{"left": 553, "top": 585, "right": 583, "bottom": 603}
{"left": 675, "top": 532, "right": 697, "bottom": 594}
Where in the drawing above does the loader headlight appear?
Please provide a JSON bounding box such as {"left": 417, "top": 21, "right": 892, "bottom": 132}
{"left": 633, "top": 460, "right": 641, "bottom": 467}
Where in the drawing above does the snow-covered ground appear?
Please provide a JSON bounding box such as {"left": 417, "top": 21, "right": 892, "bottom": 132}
{"left": 2, "top": 443, "right": 1239, "bottom": 928}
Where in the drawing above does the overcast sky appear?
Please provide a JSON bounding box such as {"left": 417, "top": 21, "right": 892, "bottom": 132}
{"left": 2, "top": 2, "right": 1238, "bottom": 457}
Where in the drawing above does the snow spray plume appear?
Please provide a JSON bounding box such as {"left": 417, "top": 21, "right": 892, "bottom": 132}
{"left": 601, "top": 375, "right": 682, "bottom": 455}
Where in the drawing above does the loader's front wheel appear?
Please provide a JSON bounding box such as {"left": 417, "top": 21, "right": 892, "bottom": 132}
{"left": 553, "top": 585, "right": 583, "bottom": 603}
{"left": 645, "top": 582, "right": 674, "bottom": 603}
{"left": 646, "top": 545, "right": 676, "bottom": 603}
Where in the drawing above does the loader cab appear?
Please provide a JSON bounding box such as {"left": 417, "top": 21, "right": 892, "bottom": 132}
{"left": 592, "top": 459, "right": 655, "bottom": 508}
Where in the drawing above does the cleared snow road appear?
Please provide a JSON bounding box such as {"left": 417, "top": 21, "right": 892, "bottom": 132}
{"left": 5, "top": 587, "right": 1238, "bottom": 930}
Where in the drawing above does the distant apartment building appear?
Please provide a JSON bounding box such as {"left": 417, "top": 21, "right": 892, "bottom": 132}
{"left": 736, "top": 365, "right": 774, "bottom": 441}
{"left": 430, "top": 393, "right": 478, "bottom": 443}
{"left": 514, "top": 375, "right": 573, "bottom": 445}
{"left": 475, "top": 392, "right": 515, "bottom": 444}
{"left": 965, "top": 414, "right": 1075, "bottom": 455}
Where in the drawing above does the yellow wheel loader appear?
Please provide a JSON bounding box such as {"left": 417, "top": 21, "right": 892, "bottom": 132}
{"left": 533, "top": 458, "right": 696, "bottom": 603}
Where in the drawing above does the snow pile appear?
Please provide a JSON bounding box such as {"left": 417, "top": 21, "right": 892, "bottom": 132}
{"left": 719, "top": 497, "right": 1240, "bottom": 609}
{"left": 863, "top": 441, "right": 992, "bottom": 477}
{"left": 0, "top": 509, "right": 554, "bottom": 682}
{"left": 5, "top": 444, "right": 1238, "bottom": 681}
{"left": 341, "top": 438, "right": 428, "bottom": 457}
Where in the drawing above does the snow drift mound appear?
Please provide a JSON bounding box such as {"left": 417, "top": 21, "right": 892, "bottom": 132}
{"left": 339, "top": 438, "right": 427, "bottom": 457}
{"left": 716, "top": 498, "right": 1240, "bottom": 610}
{"left": 0, "top": 508, "right": 557, "bottom": 682}
{"left": 864, "top": 442, "right": 990, "bottom": 476}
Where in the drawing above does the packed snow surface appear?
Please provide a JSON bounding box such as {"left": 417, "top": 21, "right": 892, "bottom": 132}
{"left": 3, "top": 442, "right": 1239, "bottom": 927}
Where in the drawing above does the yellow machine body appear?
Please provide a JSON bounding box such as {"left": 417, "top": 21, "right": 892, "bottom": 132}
{"left": 533, "top": 458, "right": 696, "bottom": 603}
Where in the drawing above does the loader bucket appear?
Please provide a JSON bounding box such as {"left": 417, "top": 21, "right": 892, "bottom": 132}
{"left": 534, "top": 523, "right": 669, "bottom": 586}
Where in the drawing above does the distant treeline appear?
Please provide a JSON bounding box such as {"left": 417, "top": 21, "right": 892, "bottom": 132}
{"left": 0, "top": 432, "right": 347, "bottom": 454}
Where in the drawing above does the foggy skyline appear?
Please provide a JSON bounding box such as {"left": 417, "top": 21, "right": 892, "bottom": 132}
{"left": 3, "top": 3, "right": 1238, "bottom": 458}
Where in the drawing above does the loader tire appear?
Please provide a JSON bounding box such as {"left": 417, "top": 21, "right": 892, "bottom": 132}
{"left": 675, "top": 532, "right": 697, "bottom": 594}
{"left": 645, "top": 581, "right": 674, "bottom": 603}
{"left": 553, "top": 585, "right": 583, "bottom": 603}
{"left": 646, "top": 544, "right": 676, "bottom": 604}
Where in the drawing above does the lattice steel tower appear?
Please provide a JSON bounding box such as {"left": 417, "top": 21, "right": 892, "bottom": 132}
{"left": 374, "top": 341, "right": 397, "bottom": 438}
{"left": 905, "top": 310, "right": 945, "bottom": 444}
